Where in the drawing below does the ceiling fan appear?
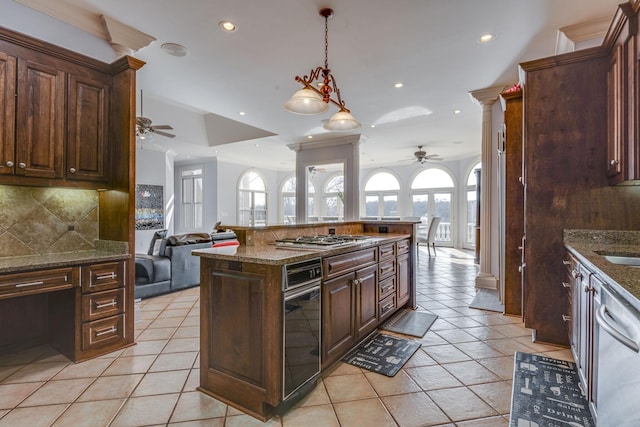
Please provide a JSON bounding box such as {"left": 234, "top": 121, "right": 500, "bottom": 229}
{"left": 136, "top": 90, "right": 176, "bottom": 140}
{"left": 308, "top": 166, "right": 327, "bottom": 175}
{"left": 412, "top": 146, "right": 442, "bottom": 164}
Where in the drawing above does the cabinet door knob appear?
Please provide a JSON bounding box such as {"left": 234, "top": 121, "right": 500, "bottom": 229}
{"left": 5, "top": 161, "right": 13, "bottom": 167}
{"left": 69, "top": 167, "right": 76, "bottom": 174}
{"left": 18, "top": 162, "right": 26, "bottom": 169}
{"left": 610, "top": 159, "right": 619, "bottom": 166}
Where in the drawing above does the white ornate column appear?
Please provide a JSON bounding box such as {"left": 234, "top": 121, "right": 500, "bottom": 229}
{"left": 469, "top": 86, "right": 504, "bottom": 290}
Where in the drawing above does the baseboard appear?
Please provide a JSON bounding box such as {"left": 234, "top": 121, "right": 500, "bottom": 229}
{"left": 475, "top": 273, "right": 498, "bottom": 290}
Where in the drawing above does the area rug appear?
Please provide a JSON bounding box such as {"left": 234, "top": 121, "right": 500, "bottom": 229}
{"left": 469, "top": 288, "right": 504, "bottom": 313}
{"left": 510, "top": 351, "right": 594, "bottom": 427}
{"left": 342, "top": 333, "right": 421, "bottom": 377}
{"left": 379, "top": 309, "right": 438, "bottom": 337}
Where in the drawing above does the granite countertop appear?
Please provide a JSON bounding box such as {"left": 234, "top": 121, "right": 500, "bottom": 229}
{"left": 193, "top": 234, "right": 410, "bottom": 266}
{"left": 0, "top": 240, "right": 130, "bottom": 274}
{"left": 564, "top": 229, "right": 640, "bottom": 312}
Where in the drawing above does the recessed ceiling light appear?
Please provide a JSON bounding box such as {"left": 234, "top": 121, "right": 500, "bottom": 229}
{"left": 219, "top": 21, "right": 236, "bottom": 32}
{"left": 307, "top": 135, "right": 313, "bottom": 139}
{"left": 255, "top": 144, "right": 260, "bottom": 148}
{"left": 161, "top": 42, "right": 189, "bottom": 57}
{"left": 479, "top": 33, "right": 494, "bottom": 43}
{"left": 453, "top": 109, "right": 461, "bottom": 114}
{"left": 370, "top": 124, "right": 376, "bottom": 128}
{"left": 394, "top": 82, "right": 404, "bottom": 88}
{"left": 239, "top": 111, "right": 246, "bottom": 116}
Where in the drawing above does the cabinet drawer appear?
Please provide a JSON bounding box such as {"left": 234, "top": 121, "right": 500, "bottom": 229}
{"left": 82, "top": 313, "right": 125, "bottom": 350}
{"left": 323, "top": 248, "right": 377, "bottom": 279}
{"left": 396, "top": 239, "right": 410, "bottom": 255}
{"left": 82, "top": 261, "right": 125, "bottom": 293}
{"left": 379, "top": 259, "right": 396, "bottom": 280}
{"left": 0, "top": 267, "right": 79, "bottom": 299}
{"left": 379, "top": 293, "right": 396, "bottom": 320}
{"left": 82, "top": 288, "right": 124, "bottom": 322}
{"left": 379, "top": 276, "right": 395, "bottom": 300}
{"left": 378, "top": 243, "right": 395, "bottom": 260}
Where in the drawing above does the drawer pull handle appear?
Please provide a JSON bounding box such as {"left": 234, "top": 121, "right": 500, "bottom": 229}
{"left": 95, "top": 326, "right": 117, "bottom": 337}
{"left": 15, "top": 280, "right": 44, "bottom": 288}
{"left": 96, "top": 273, "right": 116, "bottom": 280}
{"left": 562, "top": 315, "right": 571, "bottom": 322}
{"left": 382, "top": 285, "right": 394, "bottom": 293}
{"left": 95, "top": 300, "right": 117, "bottom": 309}
{"left": 562, "top": 260, "right": 571, "bottom": 266}
{"left": 381, "top": 303, "right": 395, "bottom": 314}
{"left": 562, "top": 282, "right": 570, "bottom": 288}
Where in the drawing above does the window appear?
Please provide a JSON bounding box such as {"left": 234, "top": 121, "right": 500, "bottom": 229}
{"left": 238, "top": 170, "right": 267, "bottom": 226}
{"left": 465, "top": 162, "right": 481, "bottom": 247}
{"left": 411, "top": 168, "right": 455, "bottom": 244}
{"left": 323, "top": 175, "right": 344, "bottom": 219}
{"left": 280, "top": 176, "right": 315, "bottom": 224}
{"left": 180, "top": 167, "right": 203, "bottom": 231}
{"left": 364, "top": 171, "right": 400, "bottom": 217}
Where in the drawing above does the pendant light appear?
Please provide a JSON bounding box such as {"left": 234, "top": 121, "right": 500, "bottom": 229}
{"left": 284, "top": 8, "right": 361, "bottom": 132}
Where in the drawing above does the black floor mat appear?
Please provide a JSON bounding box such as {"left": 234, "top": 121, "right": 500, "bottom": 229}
{"left": 379, "top": 309, "right": 438, "bottom": 337}
{"left": 342, "top": 333, "right": 421, "bottom": 377}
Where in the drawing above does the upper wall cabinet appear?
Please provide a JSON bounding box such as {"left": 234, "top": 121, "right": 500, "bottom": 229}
{"left": 0, "top": 28, "right": 113, "bottom": 189}
{"left": 606, "top": 3, "right": 639, "bottom": 184}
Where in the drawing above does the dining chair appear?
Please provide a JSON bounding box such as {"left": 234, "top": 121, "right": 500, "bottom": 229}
{"left": 417, "top": 216, "right": 441, "bottom": 257}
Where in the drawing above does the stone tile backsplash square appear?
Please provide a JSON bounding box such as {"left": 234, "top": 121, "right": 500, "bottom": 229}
{"left": 0, "top": 185, "right": 98, "bottom": 258}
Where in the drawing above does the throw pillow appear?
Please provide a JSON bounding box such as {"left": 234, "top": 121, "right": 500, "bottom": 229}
{"left": 152, "top": 239, "right": 164, "bottom": 256}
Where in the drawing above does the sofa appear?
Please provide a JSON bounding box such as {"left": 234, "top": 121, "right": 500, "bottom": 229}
{"left": 134, "top": 230, "right": 237, "bottom": 299}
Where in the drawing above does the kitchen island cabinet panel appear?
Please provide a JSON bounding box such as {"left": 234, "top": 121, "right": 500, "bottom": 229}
{"left": 355, "top": 264, "right": 378, "bottom": 338}
{"left": 396, "top": 251, "right": 410, "bottom": 307}
{"left": 322, "top": 272, "right": 356, "bottom": 366}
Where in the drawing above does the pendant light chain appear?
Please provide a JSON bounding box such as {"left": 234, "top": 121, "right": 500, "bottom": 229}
{"left": 324, "top": 14, "right": 329, "bottom": 70}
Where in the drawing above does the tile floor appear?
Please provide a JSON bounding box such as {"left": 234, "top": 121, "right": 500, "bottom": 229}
{"left": 0, "top": 247, "right": 573, "bottom": 426}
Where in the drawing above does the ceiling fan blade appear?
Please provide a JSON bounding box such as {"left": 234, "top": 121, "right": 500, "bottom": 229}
{"left": 137, "top": 116, "right": 152, "bottom": 127}
{"left": 151, "top": 125, "right": 174, "bottom": 130}
{"left": 152, "top": 129, "right": 176, "bottom": 138}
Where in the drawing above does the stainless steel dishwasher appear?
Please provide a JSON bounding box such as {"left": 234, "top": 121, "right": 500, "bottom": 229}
{"left": 594, "top": 284, "right": 640, "bottom": 426}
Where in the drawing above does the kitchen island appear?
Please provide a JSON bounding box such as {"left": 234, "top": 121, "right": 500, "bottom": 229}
{"left": 192, "top": 220, "right": 417, "bottom": 420}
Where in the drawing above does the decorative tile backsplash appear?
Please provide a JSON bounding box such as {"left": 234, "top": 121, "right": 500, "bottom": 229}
{"left": 0, "top": 185, "right": 98, "bottom": 258}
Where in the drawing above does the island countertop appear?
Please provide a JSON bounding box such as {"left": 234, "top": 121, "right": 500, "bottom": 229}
{"left": 192, "top": 233, "right": 411, "bottom": 266}
{"left": 564, "top": 229, "right": 640, "bottom": 313}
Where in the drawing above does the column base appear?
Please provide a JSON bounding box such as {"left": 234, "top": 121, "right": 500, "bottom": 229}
{"left": 475, "top": 273, "right": 498, "bottom": 290}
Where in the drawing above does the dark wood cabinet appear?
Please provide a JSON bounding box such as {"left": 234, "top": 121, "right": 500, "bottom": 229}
{"left": 354, "top": 264, "right": 378, "bottom": 337}
{"left": 607, "top": 43, "right": 626, "bottom": 182}
{"left": 66, "top": 73, "right": 110, "bottom": 183}
{"left": 0, "top": 51, "right": 16, "bottom": 176}
{"left": 322, "top": 272, "right": 356, "bottom": 365}
{"left": 396, "top": 240, "right": 411, "bottom": 307}
{"left": 14, "top": 57, "right": 65, "bottom": 179}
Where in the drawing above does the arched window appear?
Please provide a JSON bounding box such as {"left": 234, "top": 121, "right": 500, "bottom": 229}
{"left": 465, "top": 162, "right": 481, "bottom": 247}
{"left": 323, "top": 174, "right": 344, "bottom": 220}
{"left": 238, "top": 170, "right": 267, "bottom": 226}
{"left": 363, "top": 171, "right": 400, "bottom": 218}
{"left": 280, "top": 176, "right": 315, "bottom": 224}
{"left": 411, "top": 168, "right": 455, "bottom": 244}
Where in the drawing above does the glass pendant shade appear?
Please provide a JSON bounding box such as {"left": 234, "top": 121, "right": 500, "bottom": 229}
{"left": 284, "top": 88, "right": 329, "bottom": 115}
{"left": 323, "top": 109, "right": 361, "bottom": 132}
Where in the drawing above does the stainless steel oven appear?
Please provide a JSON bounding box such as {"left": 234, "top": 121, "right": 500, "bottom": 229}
{"left": 282, "top": 258, "right": 322, "bottom": 402}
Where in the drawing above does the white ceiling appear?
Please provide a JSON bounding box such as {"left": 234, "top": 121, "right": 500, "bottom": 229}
{"left": 9, "top": 0, "right": 621, "bottom": 170}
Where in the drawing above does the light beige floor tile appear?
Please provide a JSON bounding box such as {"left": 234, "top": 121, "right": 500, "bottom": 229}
{"left": 52, "top": 398, "right": 125, "bottom": 427}
{"left": 434, "top": 329, "right": 478, "bottom": 344}
{"left": 225, "top": 414, "right": 280, "bottom": 426}
{"left": 441, "top": 361, "right": 501, "bottom": 386}
{"left": 181, "top": 316, "right": 200, "bottom": 327}
{"left": 0, "top": 365, "right": 20, "bottom": 382}
{"left": 462, "top": 326, "right": 507, "bottom": 340}
{"left": 166, "top": 302, "right": 196, "bottom": 310}
{"left": 3, "top": 361, "right": 68, "bottom": 383}
{"left": 416, "top": 333, "right": 448, "bottom": 347}
{"left": 427, "top": 387, "right": 497, "bottom": 422}
{"left": 423, "top": 344, "right": 472, "bottom": 364}
{"left": 110, "top": 393, "right": 180, "bottom": 427}
{"left": 158, "top": 308, "right": 191, "bottom": 319}
{"left": 281, "top": 404, "right": 339, "bottom": 427}
{"left": 133, "top": 369, "right": 190, "bottom": 396}
{"left": 0, "top": 346, "right": 51, "bottom": 367}
{"left": 403, "top": 349, "right": 438, "bottom": 368}
{"left": 540, "top": 348, "right": 574, "bottom": 362}
{"left": 405, "top": 365, "right": 463, "bottom": 391}
{"left": 454, "top": 341, "right": 506, "bottom": 360}
{"left": 0, "top": 382, "right": 43, "bottom": 409}
{"left": 169, "top": 419, "right": 225, "bottom": 427}
{"left": 0, "top": 404, "right": 68, "bottom": 427}
{"left": 139, "top": 309, "right": 162, "bottom": 320}
{"left": 322, "top": 361, "right": 361, "bottom": 377}
{"left": 334, "top": 398, "right": 397, "bottom": 427}
{"left": 102, "top": 355, "right": 157, "bottom": 376}
{"left": 162, "top": 337, "right": 200, "bottom": 353}
{"left": 170, "top": 391, "right": 227, "bottom": 423}
{"left": 364, "top": 369, "right": 421, "bottom": 396}
{"left": 296, "top": 378, "right": 330, "bottom": 407}
{"left": 485, "top": 338, "right": 535, "bottom": 356}
{"left": 149, "top": 351, "right": 198, "bottom": 372}
{"left": 183, "top": 368, "right": 200, "bottom": 392}
{"left": 455, "top": 415, "right": 509, "bottom": 427}
{"left": 382, "top": 391, "right": 450, "bottom": 426}
{"left": 323, "top": 373, "right": 376, "bottom": 402}
{"left": 137, "top": 327, "right": 177, "bottom": 341}
{"left": 490, "top": 323, "right": 530, "bottom": 338}
{"left": 120, "top": 340, "right": 167, "bottom": 357}
{"left": 172, "top": 326, "right": 200, "bottom": 339}
{"left": 19, "top": 377, "right": 92, "bottom": 407}
{"left": 477, "top": 357, "right": 516, "bottom": 380}
{"left": 52, "top": 358, "right": 113, "bottom": 380}
{"left": 512, "top": 337, "right": 566, "bottom": 353}
{"left": 77, "top": 374, "right": 143, "bottom": 401}
{"left": 149, "top": 316, "right": 184, "bottom": 328}
{"left": 469, "top": 381, "right": 513, "bottom": 414}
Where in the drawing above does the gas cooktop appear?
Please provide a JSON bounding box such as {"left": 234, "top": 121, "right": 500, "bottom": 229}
{"left": 274, "top": 235, "right": 371, "bottom": 250}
